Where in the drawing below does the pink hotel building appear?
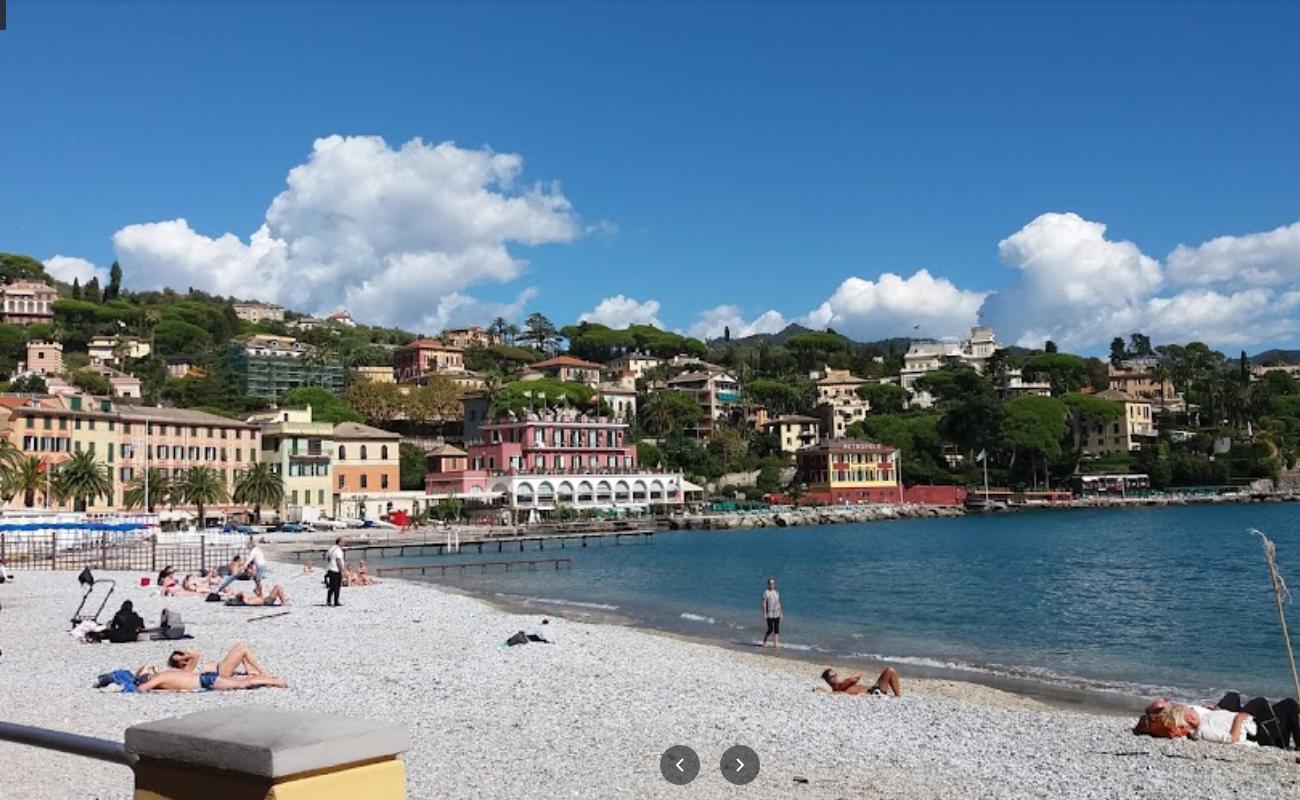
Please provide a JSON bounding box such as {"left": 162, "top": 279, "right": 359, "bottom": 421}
{"left": 426, "top": 410, "right": 686, "bottom": 515}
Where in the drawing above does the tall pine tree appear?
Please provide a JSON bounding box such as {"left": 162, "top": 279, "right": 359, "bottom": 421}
{"left": 106, "top": 261, "right": 122, "bottom": 300}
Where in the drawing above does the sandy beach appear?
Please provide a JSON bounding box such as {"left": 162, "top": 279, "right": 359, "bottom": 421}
{"left": 1, "top": 565, "right": 1297, "bottom": 800}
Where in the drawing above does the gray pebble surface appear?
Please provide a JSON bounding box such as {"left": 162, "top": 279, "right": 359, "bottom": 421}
{"left": 1, "top": 566, "right": 1296, "bottom": 799}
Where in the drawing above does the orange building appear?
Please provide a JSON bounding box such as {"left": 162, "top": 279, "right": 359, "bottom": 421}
{"left": 333, "top": 422, "right": 401, "bottom": 517}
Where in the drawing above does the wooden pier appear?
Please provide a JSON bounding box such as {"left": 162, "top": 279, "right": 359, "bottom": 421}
{"left": 285, "top": 529, "right": 654, "bottom": 562}
{"left": 375, "top": 557, "right": 572, "bottom": 576}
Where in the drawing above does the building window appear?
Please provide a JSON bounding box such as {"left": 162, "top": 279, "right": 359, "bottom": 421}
{"left": 381, "top": 445, "right": 389, "bottom": 460}
{"left": 291, "top": 490, "right": 298, "bottom": 504}
{"left": 360, "top": 445, "right": 368, "bottom": 460}
{"left": 381, "top": 474, "right": 389, "bottom": 489}
{"left": 338, "top": 474, "right": 346, "bottom": 489}
{"left": 360, "top": 474, "right": 368, "bottom": 489}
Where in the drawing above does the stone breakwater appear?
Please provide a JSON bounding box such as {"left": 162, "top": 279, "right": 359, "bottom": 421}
{"left": 667, "top": 503, "right": 963, "bottom": 531}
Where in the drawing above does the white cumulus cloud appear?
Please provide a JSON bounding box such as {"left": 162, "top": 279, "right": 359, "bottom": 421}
{"left": 44, "top": 255, "right": 109, "bottom": 286}
{"left": 1166, "top": 220, "right": 1300, "bottom": 288}
{"left": 112, "top": 135, "right": 580, "bottom": 331}
{"left": 687, "top": 305, "right": 788, "bottom": 340}
{"left": 982, "top": 212, "right": 1300, "bottom": 351}
{"left": 800, "top": 270, "right": 987, "bottom": 341}
{"left": 579, "top": 295, "right": 663, "bottom": 328}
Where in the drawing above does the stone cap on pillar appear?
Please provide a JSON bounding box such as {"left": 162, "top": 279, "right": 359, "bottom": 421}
{"left": 125, "top": 709, "right": 410, "bottom": 779}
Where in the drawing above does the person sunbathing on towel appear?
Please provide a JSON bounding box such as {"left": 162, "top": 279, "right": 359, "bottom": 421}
{"left": 136, "top": 669, "right": 287, "bottom": 693}
{"left": 167, "top": 641, "right": 270, "bottom": 677}
{"left": 1135, "top": 695, "right": 1298, "bottom": 748}
{"left": 820, "top": 666, "right": 902, "bottom": 697}
{"left": 229, "top": 584, "right": 288, "bottom": 606}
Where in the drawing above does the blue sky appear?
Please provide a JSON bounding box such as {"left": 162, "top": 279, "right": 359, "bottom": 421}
{"left": 3, "top": 1, "right": 1299, "bottom": 352}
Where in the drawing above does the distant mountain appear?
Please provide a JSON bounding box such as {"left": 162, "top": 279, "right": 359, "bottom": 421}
{"left": 1250, "top": 349, "right": 1300, "bottom": 365}
{"left": 709, "top": 323, "right": 910, "bottom": 352}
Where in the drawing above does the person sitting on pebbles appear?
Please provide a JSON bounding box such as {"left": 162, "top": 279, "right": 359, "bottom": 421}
{"left": 820, "top": 666, "right": 902, "bottom": 697}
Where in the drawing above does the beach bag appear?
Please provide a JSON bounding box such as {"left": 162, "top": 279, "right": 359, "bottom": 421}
{"left": 205, "top": 592, "right": 222, "bottom": 603}
{"left": 159, "top": 609, "right": 186, "bottom": 639}
{"left": 505, "top": 631, "right": 529, "bottom": 647}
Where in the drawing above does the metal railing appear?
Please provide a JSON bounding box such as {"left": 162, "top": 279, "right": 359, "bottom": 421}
{"left": 0, "top": 720, "right": 134, "bottom": 766}
{"left": 0, "top": 533, "right": 242, "bottom": 573}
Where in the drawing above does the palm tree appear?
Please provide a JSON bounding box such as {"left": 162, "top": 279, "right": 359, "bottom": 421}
{"left": 233, "top": 462, "right": 283, "bottom": 522}
{"left": 123, "top": 468, "right": 172, "bottom": 513}
{"left": 54, "top": 450, "right": 113, "bottom": 512}
{"left": 6, "top": 456, "right": 50, "bottom": 508}
{"left": 176, "top": 466, "right": 229, "bottom": 530}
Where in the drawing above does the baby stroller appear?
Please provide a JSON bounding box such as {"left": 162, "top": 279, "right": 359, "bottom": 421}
{"left": 71, "top": 567, "right": 116, "bottom": 628}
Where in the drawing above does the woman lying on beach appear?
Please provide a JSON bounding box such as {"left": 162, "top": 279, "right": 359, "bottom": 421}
{"left": 1135, "top": 694, "right": 1299, "bottom": 748}
{"left": 136, "top": 669, "right": 287, "bottom": 693}
{"left": 166, "top": 642, "right": 270, "bottom": 677}
{"left": 820, "top": 666, "right": 902, "bottom": 697}
{"left": 228, "top": 584, "right": 288, "bottom": 606}
{"left": 162, "top": 573, "right": 205, "bottom": 597}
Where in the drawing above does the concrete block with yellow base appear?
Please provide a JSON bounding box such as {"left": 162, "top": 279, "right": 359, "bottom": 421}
{"left": 125, "top": 710, "right": 410, "bottom": 800}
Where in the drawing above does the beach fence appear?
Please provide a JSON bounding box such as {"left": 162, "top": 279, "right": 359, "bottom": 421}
{"left": 0, "top": 709, "right": 410, "bottom": 799}
{"left": 0, "top": 515, "right": 244, "bottom": 573}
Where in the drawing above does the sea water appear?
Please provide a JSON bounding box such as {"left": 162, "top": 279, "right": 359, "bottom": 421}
{"left": 387, "top": 504, "right": 1300, "bottom": 701}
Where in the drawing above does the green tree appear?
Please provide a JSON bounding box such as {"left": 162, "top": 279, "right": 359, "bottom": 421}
{"left": 233, "top": 461, "right": 284, "bottom": 521}
{"left": 399, "top": 443, "right": 428, "bottom": 491}
{"left": 707, "top": 427, "right": 748, "bottom": 469}
{"left": 403, "top": 378, "right": 462, "bottom": 425}
{"left": 1109, "top": 336, "right": 1128, "bottom": 366}
{"left": 744, "top": 378, "right": 813, "bottom": 415}
{"left": 8, "top": 373, "right": 48, "bottom": 394}
{"left": 153, "top": 319, "right": 212, "bottom": 357}
{"left": 638, "top": 390, "right": 700, "bottom": 437}
{"left": 53, "top": 450, "right": 113, "bottom": 511}
{"left": 491, "top": 378, "right": 595, "bottom": 415}
{"left": 345, "top": 379, "right": 404, "bottom": 423}
{"left": 1021, "top": 352, "right": 1090, "bottom": 396}
{"left": 6, "top": 456, "right": 50, "bottom": 507}
{"left": 176, "top": 466, "right": 229, "bottom": 529}
{"left": 636, "top": 440, "right": 663, "bottom": 468}
{"left": 83, "top": 276, "right": 102, "bottom": 303}
{"left": 71, "top": 278, "right": 82, "bottom": 300}
{"left": 279, "top": 387, "right": 364, "bottom": 424}
{"left": 1061, "top": 392, "right": 1124, "bottom": 455}
{"left": 1128, "top": 332, "right": 1154, "bottom": 358}
{"left": 857, "top": 382, "right": 908, "bottom": 414}
{"left": 0, "top": 253, "right": 50, "bottom": 283}
{"left": 105, "top": 261, "right": 123, "bottom": 300}
{"left": 123, "top": 468, "right": 172, "bottom": 513}
{"left": 1001, "top": 395, "right": 1067, "bottom": 486}
{"left": 69, "top": 369, "right": 112, "bottom": 396}
{"left": 522, "top": 312, "right": 558, "bottom": 353}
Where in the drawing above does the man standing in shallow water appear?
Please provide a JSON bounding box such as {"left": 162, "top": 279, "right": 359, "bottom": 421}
{"left": 762, "top": 577, "right": 782, "bottom": 648}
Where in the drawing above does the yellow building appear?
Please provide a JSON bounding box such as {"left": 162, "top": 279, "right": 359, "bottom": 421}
{"left": 1076, "top": 390, "right": 1156, "bottom": 455}
{"left": 795, "top": 438, "right": 899, "bottom": 503}
{"left": 762, "top": 414, "right": 821, "bottom": 454}
{"left": 246, "top": 407, "right": 334, "bottom": 519}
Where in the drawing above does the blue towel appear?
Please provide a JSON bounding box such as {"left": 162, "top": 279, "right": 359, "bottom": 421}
{"left": 95, "top": 669, "right": 139, "bottom": 693}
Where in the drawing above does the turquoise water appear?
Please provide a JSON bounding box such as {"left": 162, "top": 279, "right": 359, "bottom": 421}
{"left": 388, "top": 505, "right": 1300, "bottom": 701}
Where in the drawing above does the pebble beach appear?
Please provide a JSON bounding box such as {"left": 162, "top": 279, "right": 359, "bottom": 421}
{"left": 1, "top": 566, "right": 1297, "bottom": 800}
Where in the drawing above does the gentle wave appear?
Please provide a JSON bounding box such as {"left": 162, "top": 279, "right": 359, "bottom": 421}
{"left": 492, "top": 592, "right": 620, "bottom": 612}
{"left": 680, "top": 612, "right": 716, "bottom": 624}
